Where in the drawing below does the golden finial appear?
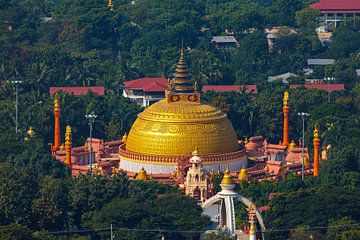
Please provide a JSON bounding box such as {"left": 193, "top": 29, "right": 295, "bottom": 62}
{"left": 136, "top": 167, "right": 147, "bottom": 181}
{"left": 288, "top": 140, "right": 296, "bottom": 151}
{"left": 27, "top": 126, "right": 35, "bottom": 138}
{"left": 108, "top": 0, "right": 114, "bottom": 10}
{"left": 238, "top": 166, "right": 248, "bottom": 181}
{"left": 84, "top": 141, "right": 88, "bottom": 151}
{"left": 314, "top": 123, "right": 320, "bottom": 139}
{"left": 192, "top": 147, "right": 199, "bottom": 156}
{"left": 122, "top": 132, "right": 128, "bottom": 143}
{"left": 59, "top": 144, "right": 65, "bottom": 151}
{"left": 54, "top": 92, "right": 60, "bottom": 110}
{"left": 283, "top": 91, "right": 289, "bottom": 107}
{"left": 221, "top": 165, "right": 235, "bottom": 185}
{"left": 111, "top": 167, "right": 117, "bottom": 177}
{"left": 244, "top": 137, "right": 249, "bottom": 145}
{"left": 65, "top": 125, "right": 72, "bottom": 144}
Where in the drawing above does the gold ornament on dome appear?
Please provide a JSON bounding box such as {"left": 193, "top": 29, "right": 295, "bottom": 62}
{"left": 283, "top": 91, "right": 289, "bottom": 107}
{"left": 221, "top": 166, "right": 235, "bottom": 185}
{"left": 54, "top": 92, "right": 60, "bottom": 110}
{"left": 314, "top": 123, "right": 320, "bottom": 139}
{"left": 65, "top": 125, "right": 72, "bottom": 143}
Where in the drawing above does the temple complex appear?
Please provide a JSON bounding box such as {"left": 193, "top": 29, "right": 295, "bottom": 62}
{"left": 51, "top": 49, "right": 321, "bottom": 197}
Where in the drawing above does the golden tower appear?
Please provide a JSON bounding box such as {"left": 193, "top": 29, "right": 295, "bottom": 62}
{"left": 65, "top": 125, "right": 72, "bottom": 166}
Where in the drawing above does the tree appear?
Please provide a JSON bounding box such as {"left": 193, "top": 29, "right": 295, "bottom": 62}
{"left": 327, "top": 217, "right": 360, "bottom": 240}
{"left": 32, "top": 176, "right": 69, "bottom": 231}
{"left": 0, "top": 224, "right": 34, "bottom": 240}
{"left": 295, "top": 8, "right": 320, "bottom": 29}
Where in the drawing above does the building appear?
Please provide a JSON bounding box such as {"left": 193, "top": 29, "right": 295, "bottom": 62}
{"left": 307, "top": 58, "right": 335, "bottom": 66}
{"left": 268, "top": 72, "right": 299, "bottom": 84}
{"left": 211, "top": 36, "right": 238, "bottom": 49}
{"left": 119, "top": 50, "right": 247, "bottom": 174}
{"left": 122, "top": 79, "right": 258, "bottom": 106}
{"left": 122, "top": 77, "right": 167, "bottom": 107}
{"left": 51, "top": 50, "right": 320, "bottom": 203}
{"left": 49, "top": 87, "right": 105, "bottom": 96}
{"left": 310, "top": 0, "right": 360, "bottom": 28}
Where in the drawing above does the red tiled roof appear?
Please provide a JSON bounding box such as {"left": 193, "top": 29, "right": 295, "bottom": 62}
{"left": 50, "top": 87, "right": 105, "bottom": 96}
{"left": 202, "top": 85, "right": 258, "bottom": 94}
{"left": 290, "top": 84, "right": 345, "bottom": 91}
{"left": 123, "top": 78, "right": 168, "bottom": 92}
{"left": 310, "top": 0, "right": 360, "bottom": 13}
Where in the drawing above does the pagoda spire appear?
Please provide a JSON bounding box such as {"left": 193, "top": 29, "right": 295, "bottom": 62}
{"left": 170, "top": 48, "right": 195, "bottom": 93}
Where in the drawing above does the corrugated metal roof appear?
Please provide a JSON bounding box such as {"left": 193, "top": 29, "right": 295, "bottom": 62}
{"left": 290, "top": 84, "right": 345, "bottom": 91}
{"left": 211, "top": 36, "right": 238, "bottom": 43}
{"left": 307, "top": 59, "right": 335, "bottom": 65}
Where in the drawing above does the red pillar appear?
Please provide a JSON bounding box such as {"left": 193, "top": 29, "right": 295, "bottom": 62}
{"left": 283, "top": 106, "right": 289, "bottom": 146}
{"left": 313, "top": 135, "right": 320, "bottom": 177}
{"left": 54, "top": 108, "right": 61, "bottom": 150}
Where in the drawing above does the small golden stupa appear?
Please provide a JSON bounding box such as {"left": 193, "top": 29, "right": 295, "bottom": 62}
{"left": 221, "top": 166, "right": 235, "bottom": 186}
{"left": 238, "top": 166, "right": 248, "bottom": 181}
{"left": 136, "top": 167, "right": 147, "bottom": 181}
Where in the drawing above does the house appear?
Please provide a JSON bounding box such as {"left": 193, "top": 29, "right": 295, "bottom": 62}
{"left": 49, "top": 87, "right": 105, "bottom": 96}
{"left": 310, "top": 0, "right": 360, "bottom": 28}
{"left": 356, "top": 69, "right": 360, "bottom": 78}
{"left": 307, "top": 58, "right": 335, "bottom": 66}
{"left": 202, "top": 85, "right": 257, "bottom": 94}
{"left": 268, "top": 72, "right": 299, "bottom": 84}
{"left": 211, "top": 36, "right": 238, "bottom": 49}
{"left": 122, "top": 78, "right": 168, "bottom": 107}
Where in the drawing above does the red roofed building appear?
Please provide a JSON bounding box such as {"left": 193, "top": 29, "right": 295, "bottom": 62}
{"left": 290, "top": 84, "right": 345, "bottom": 91}
{"left": 123, "top": 78, "right": 258, "bottom": 107}
{"left": 202, "top": 85, "right": 258, "bottom": 94}
{"left": 310, "top": 0, "right": 360, "bottom": 27}
{"left": 50, "top": 87, "right": 105, "bottom": 96}
{"left": 122, "top": 78, "right": 168, "bottom": 107}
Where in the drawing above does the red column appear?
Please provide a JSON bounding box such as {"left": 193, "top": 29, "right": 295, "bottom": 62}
{"left": 313, "top": 137, "right": 320, "bottom": 176}
{"left": 54, "top": 108, "right": 61, "bottom": 150}
{"left": 283, "top": 106, "right": 289, "bottom": 146}
{"left": 65, "top": 141, "right": 71, "bottom": 166}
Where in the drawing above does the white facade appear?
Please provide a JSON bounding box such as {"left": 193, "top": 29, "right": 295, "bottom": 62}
{"left": 122, "top": 89, "right": 164, "bottom": 107}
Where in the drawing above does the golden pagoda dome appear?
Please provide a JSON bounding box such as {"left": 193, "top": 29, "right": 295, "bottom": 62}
{"left": 221, "top": 167, "right": 235, "bottom": 185}
{"left": 120, "top": 48, "right": 245, "bottom": 174}
{"left": 125, "top": 100, "right": 239, "bottom": 156}
{"left": 136, "top": 167, "right": 147, "bottom": 181}
{"left": 238, "top": 166, "right": 248, "bottom": 181}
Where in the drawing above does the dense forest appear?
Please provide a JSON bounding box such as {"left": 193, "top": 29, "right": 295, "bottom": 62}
{"left": 1, "top": 0, "right": 360, "bottom": 239}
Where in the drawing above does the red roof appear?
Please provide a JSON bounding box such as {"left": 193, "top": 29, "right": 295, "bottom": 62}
{"left": 202, "top": 85, "right": 258, "bottom": 94}
{"left": 290, "top": 84, "right": 345, "bottom": 91}
{"left": 310, "top": 0, "right": 360, "bottom": 13}
{"left": 123, "top": 78, "right": 168, "bottom": 92}
{"left": 50, "top": 87, "right": 105, "bottom": 96}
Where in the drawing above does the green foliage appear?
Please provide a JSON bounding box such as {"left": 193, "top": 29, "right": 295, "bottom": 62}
{"left": 0, "top": 224, "right": 34, "bottom": 240}
{"left": 327, "top": 217, "right": 360, "bottom": 240}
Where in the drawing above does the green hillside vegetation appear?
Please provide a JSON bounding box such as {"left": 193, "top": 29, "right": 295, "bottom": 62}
{"left": 1, "top": 0, "right": 360, "bottom": 239}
